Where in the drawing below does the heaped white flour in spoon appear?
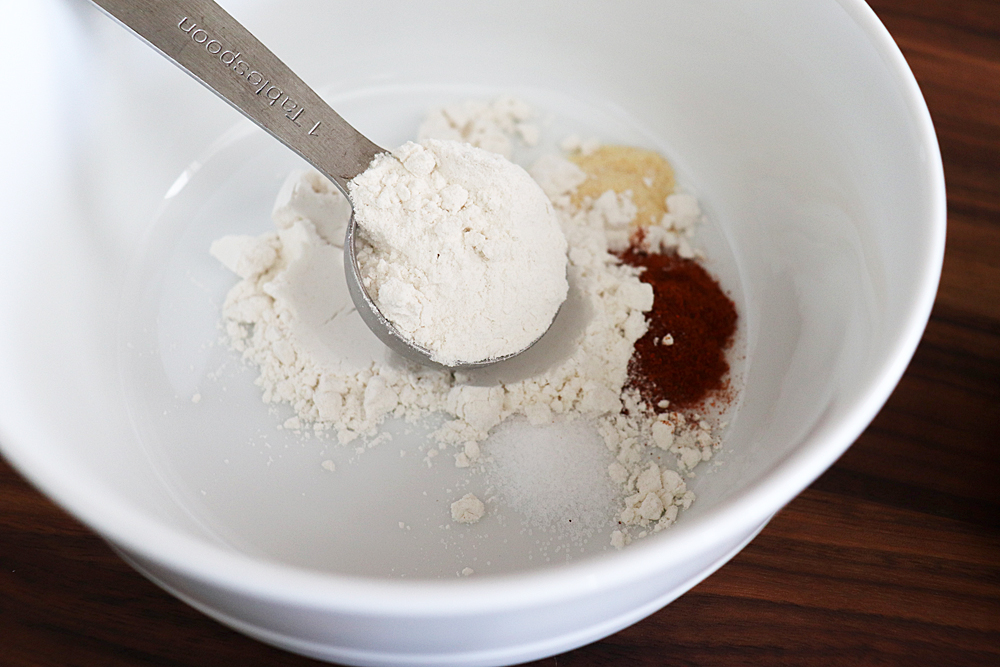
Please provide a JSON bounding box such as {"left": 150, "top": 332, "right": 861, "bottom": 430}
{"left": 210, "top": 97, "right": 727, "bottom": 551}
{"left": 348, "top": 139, "right": 568, "bottom": 365}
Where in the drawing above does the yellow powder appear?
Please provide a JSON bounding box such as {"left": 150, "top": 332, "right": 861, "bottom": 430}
{"left": 570, "top": 145, "right": 675, "bottom": 225}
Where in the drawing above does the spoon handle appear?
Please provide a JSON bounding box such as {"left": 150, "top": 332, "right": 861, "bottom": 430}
{"left": 91, "top": 0, "right": 383, "bottom": 194}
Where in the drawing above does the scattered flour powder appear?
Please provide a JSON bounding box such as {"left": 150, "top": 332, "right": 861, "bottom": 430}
{"left": 416, "top": 96, "right": 540, "bottom": 159}
{"left": 450, "top": 493, "right": 486, "bottom": 524}
{"left": 348, "top": 139, "right": 568, "bottom": 365}
{"left": 210, "top": 97, "right": 724, "bottom": 548}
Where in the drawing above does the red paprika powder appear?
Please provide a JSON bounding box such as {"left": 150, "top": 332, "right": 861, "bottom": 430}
{"left": 617, "top": 243, "right": 737, "bottom": 410}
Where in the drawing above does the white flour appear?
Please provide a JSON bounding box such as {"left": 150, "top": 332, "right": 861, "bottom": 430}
{"left": 348, "top": 139, "right": 568, "bottom": 365}
{"left": 450, "top": 493, "right": 486, "bottom": 524}
{"left": 211, "top": 97, "right": 723, "bottom": 546}
{"left": 417, "top": 96, "right": 540, "bottom": 159}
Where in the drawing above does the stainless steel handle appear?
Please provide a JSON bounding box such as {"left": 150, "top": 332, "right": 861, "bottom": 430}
{"left": 91, "top": 0, "right": 383, "bottom": 194}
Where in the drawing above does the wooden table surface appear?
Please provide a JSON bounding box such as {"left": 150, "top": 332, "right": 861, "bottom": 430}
{"left": 3, "top": 1, "right": 999, "bottom": 665}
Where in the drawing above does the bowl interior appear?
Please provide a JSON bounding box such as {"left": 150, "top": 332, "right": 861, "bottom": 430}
{"left": 0, "top": 0, "right": 941, "bottom": 584}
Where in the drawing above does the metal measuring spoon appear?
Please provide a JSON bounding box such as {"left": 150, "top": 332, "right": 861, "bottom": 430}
{"left": 93, "top": 0, "right": 552, "bottom": 370}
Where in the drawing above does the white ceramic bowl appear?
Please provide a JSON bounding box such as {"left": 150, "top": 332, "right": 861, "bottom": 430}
{"left": 0, "top": 1, "right": 944, "bottom": 665}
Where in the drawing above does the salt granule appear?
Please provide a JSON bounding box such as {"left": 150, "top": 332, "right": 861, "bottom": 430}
{"left": 485, "top": 418, "right": 618, "bottom": 537}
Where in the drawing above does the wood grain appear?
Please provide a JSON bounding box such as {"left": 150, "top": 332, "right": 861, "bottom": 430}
{"left": 3, "top": 1, "right": 999, "bottom": 664}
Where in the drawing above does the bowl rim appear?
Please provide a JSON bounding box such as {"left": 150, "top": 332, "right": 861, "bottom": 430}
{"left": 0, "top": 0, "right": 946, "bottom": 617}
